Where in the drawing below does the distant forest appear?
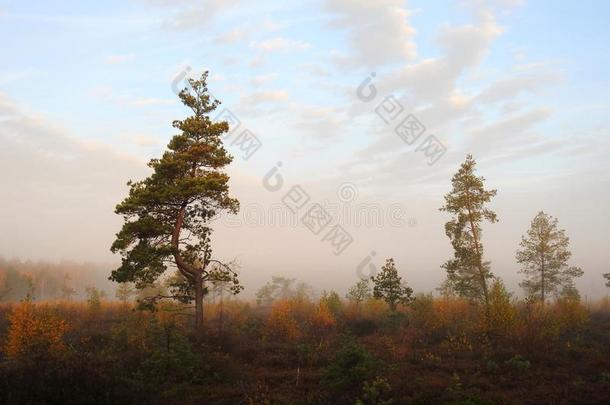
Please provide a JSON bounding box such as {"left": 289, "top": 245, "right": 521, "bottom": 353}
{"left": 0, "top": 258, "right": 112, "bottom": 302}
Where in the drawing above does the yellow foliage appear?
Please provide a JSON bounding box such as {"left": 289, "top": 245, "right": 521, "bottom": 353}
{"left": 309, "top": 301, "right": 336, "bottom": 335}
{"left": 486, "top": 280, "right": 517, "bottom": 333}
{"left": 552, "top": 298, "right": 588, "bottom": 332}
{"left": 4, "top": 302, "right": 70, "bottom": 361}
{"left": 361, "top": 298, "right": 387, "bottom": 319}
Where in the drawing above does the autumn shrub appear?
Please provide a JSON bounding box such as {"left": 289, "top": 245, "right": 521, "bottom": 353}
{"left": 552, "top": 297, "right": 588, "bottom": 334}
{"left": 356, "top": 376, "right": 393, "bottom": 405}
{"left": 514, "top": 300, "right": 560, "bottom": 351}
{"left": 486, "top": 280, "right": 517, "bottom": 336}
{"left": 361, "top": 298, "right": 388, "bottom": 319}
{"left": 4, "top": 301, "right": 69, "bottom": 362}
{"left": 410, "top": 293, "right": 437, "bottom": 333}
{"left": 431, "top": 298, "right": 480, "bottom": 340}
{"left": 264, "top": 299, "right": 301, "bottom": 342}
{"left": 309, "top": 300, "right": 336, "bottom": 341}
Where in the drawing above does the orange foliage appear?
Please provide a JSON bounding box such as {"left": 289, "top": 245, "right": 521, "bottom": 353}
{"left": 4, "top": 301, "right": 70, "bottom": 361}
{"left": 432, "top": 298, "right": 479, "bottom": 334}
{"left": 309, "top": 301, "right": 336, "bottom": 336}
{"left": 264, "top": 299, "right": 301, "bottom": 342}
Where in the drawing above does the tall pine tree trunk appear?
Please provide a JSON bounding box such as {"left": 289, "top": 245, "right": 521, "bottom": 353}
{"left": 194, "top": 274, "right": 204, "bottom": 332}
{"left": 540, "top": 251, "right": 546, "bottom": 304}
{"left": 467, "top": 207, "right": 490, "bottom": 314}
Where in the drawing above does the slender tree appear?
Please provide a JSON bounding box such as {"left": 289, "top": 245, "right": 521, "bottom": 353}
{"left": 346, "top": 278, "right": 372, "bottom": 305}
{"left": 370, "top": 258, "right": 414, "bottom": 311}
{"left": 110, "top": 72, "right": 242, "bottom": 331}
{"left": 60, "top": 274, "right": 76, "bottom": 301}
{"left": 440, "top": 154, "right": 497, "bottom": 313}
{"left": 115, "top": 282, "right": 135, "bottom": 303}
{"left": 516, "top": 211, "right": 583, "bottom": 302}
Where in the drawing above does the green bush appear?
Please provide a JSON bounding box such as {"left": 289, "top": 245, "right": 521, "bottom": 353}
{"left": 322, "top": 337, "right": 380, "bottom": 391}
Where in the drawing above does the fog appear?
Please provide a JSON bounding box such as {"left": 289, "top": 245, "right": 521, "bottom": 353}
{"left": 1, "top": 91, "right": 608, "bottom": 299}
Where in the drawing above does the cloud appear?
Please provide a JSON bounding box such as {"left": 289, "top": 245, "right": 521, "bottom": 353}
{"left": 250, "top": 73, "right": 277, "bottom": 86}
{"left": 89, "top": 86, "right": 114, "bottom": 99}
{"left": 142, "top": 0, "right": 244, "bottom": 30}
{"left": 241, "top": 90, "right": 288, "bottom": 104}
{"left": 119, "top": 133, "right": 162, "bottom": 147}
{"left": 336, "top": 8, "right": 576, "bottom": 194}
{"left": 0, "top": 68, "right": 37, "bottom": 85}
{"left": 250, "top": 37, "right": 311, "bottom": 52}
{"left": 130, "top": 97, "right": 175, "bottom": 107}
{"left": 293, "top": 106, "right": 347, "bottom": 139}
{"left": 214, "top": 27, "right": 245, "bottom": 44}
{"left": 323, "top": 0, "right": 417, "bottom": 67}
{"left": 475, "top": 71, "right": 562, "bottom": 104}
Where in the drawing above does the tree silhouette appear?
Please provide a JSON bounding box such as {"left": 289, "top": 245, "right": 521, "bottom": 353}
{"left": 370, "top": 258, "right": 414, "bottom": 311}
{"left": 440, "top": 154, "right": 497, "bottom": 313}
{"left": 110, "top": 72, "right": 242, "bottom": 331}
{"left": 346, "top": 278, "right": 372, "bottom": 305}
{"left": 516, "top": 211, "right": 583, "bottom": 302}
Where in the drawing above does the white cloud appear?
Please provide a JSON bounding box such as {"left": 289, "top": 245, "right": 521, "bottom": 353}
{"left": 240, "top": 89, "right": 288, "bottom": 104}
{"left": 215, "top": 27, "right": 245, "bottom": 44}
{"left": 323, "top": 0, "right": 417, "bottom": 67}
{"left": 250, "top": 37, "right": 311, "bottom": 52}
{"left": 119, "top": 133, "right": 162, "bottom": 147}
{"left": 250, "top": 73, "right": 277, "bottom": 86}
{"left": 294, "top": 106, "right": 346, "bottom": 139}
{"left": 131, "top": 97, "right": 175, "bottom": 107}
{"left": 142, "top": 0, "right": 244, "bottom": 30}
{"left": 476, "top": 71, "right": 562, "bottom": 104}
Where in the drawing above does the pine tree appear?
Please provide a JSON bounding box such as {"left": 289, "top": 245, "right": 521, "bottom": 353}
{"left": 370, "top": 258, "right": 414, "bottom": 311}
{"left": 440, "top": 154, "right": 497, "bottom": 312}
{"left": 110, "top": 72, "right": 242, "bottom": 331}
{"left": 516, "top": 211, "right": 583, "bottom": 302}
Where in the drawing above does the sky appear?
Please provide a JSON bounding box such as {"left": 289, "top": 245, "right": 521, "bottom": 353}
{"left": 1, "top": 0, "right": 609, "bottom": 299}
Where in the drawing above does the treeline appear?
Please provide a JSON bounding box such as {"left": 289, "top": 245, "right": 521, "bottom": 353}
{"left": 0, "top": 258, "right": 113, "bottom": 302}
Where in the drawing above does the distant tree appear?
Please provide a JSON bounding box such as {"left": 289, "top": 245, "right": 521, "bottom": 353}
{"left": 0, "top": 270, "right": 10, "bottom": 302}
{"left": 560, "top": 281, "right": 581, "bottom": 302}
{"left": 370, "top": 258, "right": 414, "bottom": 311}
{"left": 346, "top": 278, "right": 372, "bottom": 304}
{"left": 60, "top": 274, "right": 77, "bottom": 301}
{"left": 115, "top": 282, "right": 135, "bottom": 303}
{"left": 109, "top": 72, "right": 242, "bottom": 331}
{"left": 255, "top": 276, "right": 313, "bottom": 305}
{"left": 24, "top": 275, "right": 36, "bottom": 302}
{"left": 320, "top": 290, "right": 343, "bottom": 316}
{"left": 440, "top": 154, "right": 497, "bottom": 313}
{"left": 516, "top": 211, "right": 583, "bottom": 303}
{"left": 603, "top": 273, "right": 610, "bottom": 288}
{"left": 255, "top": 283, "right": 277, "bottom": 306}
{"left": 436, "top": 278, "right": 457, "bottom": 299}
{"left": 85, "top": 286, "right": 106, "bottom": 312}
